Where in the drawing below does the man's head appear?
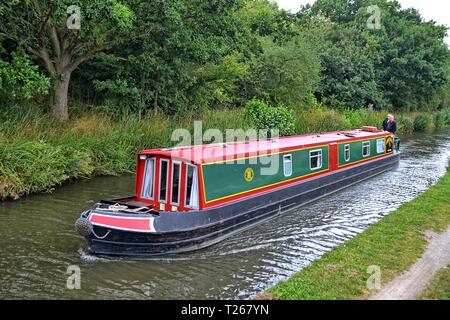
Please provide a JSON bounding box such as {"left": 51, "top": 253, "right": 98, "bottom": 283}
{"left": 387, "top": 114, "right": 394, "bottom": 122}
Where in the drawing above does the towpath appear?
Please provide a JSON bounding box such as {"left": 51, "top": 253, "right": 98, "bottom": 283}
{"left": 370, "top": 227, "right": 450, "bottom": 300}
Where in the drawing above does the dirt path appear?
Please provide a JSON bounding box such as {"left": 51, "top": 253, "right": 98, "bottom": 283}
{"left": 370, "top": 227, "right": 450, "bottom": 300}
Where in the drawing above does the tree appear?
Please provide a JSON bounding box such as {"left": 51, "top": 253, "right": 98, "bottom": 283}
{"left": 298, "top": 0, "right": 450, "bottom": 110}
{"left": 76, "top": 0, "right": 256, "bottom": 116}
{"left": 371, "top": 6, "right": 450, "bottom": 109}
{"left": 314, "top": 27, "right": 386, "bottom": 109}
{"left": 0, "top": 0, "right": 135, "bottom": 119}
{"left": 239, "top": 0, "right": 298, "bottom": 43}
{"left": 246, "top": 35, "right": 321, "bottom": 108}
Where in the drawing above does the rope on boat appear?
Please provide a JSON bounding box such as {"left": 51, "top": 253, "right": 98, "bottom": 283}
{"left": 95, "top": 203, "right": 150, "bottom": 213}
{"left": 95, "top": 203, "right": 129, "bottom": 211}
{"left": 91, "top": 229, "right": 111, "bottom": 240}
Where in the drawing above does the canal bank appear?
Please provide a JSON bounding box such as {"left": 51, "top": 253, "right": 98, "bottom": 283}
{"left": 265, "top": 164, "right": 450, "bottom": 300}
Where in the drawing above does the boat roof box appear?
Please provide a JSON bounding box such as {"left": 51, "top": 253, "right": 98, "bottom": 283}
{"left": 361, "top": 126, "right": 380, "bottom": 133}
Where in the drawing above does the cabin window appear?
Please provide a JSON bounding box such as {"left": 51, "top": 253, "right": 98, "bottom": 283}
{"left": 344, "top": 144, "right": 351, "bottom": 162}
{"left": 141, "top": 158, "right": 155, "bottom": 200}
{"left": 185, "top": 164, "right": 199, "bottom": 209}
{"left": 310, "top": 150, "right": 322, "bottom": 170}
{"left": 159, "top": 159, "right": 169, "bottom": 203}
{"left": 283, "top": 154, "right": 293, "bottom": 177}
{"left": 376, "top": 139, "right": 385, "bottom": 154}
{"left": 362, "top": 141, "right": 371, "bottom": 158}
{"left": 171, "top": 161, "right": 181, "bottom": 205}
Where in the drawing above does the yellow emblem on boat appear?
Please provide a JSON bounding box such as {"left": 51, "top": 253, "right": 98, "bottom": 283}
{"left": 244, "top": 168, "right": 254, "bottom": 182}
{"left": 385, "top": 136, "right": 394, "bottom": 153}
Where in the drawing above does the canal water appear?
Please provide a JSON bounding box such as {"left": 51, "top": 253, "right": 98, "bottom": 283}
{"left": 1, "top": 131, "right": 449, "bottom": 299}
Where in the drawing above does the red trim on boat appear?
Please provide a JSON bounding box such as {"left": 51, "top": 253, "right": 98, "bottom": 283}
{"left": 89, "top": 213, "right": 155, "bottom": 233}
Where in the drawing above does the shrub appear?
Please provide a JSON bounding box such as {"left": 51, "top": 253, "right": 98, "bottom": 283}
{"left": 397, "top": 116, "right": 414, "bottom": 134}
{"left": 441, "top": 108, "right": 450, "bottom": 125}
{"left": 343, "top": 109, "right": 364, "bottom": 128}
{"left": 313, "top": 108, "right": 350, "bottom": 132}
{"left": 433, "top": 111, "right": 447, "bottom": 129}
{"left": 245, "top": 99, "right": 296, "bottom": 137}
{"left": 0, "top": 49, "right": 50, "bottom": 103}
{"left": 413, "top": 114, "right": 433, "bottom": 132}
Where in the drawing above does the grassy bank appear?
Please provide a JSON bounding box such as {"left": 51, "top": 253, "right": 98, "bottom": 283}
{"left": 421, "top": 265, "right": 450, "bottom": 300}
{"left": 1, "top": 105, "right": 450, "bottom": 200}
{"left": 266, "top": 166, "right": 450, "bottom": 300}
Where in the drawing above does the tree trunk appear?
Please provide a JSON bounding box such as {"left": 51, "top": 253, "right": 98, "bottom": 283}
{"left": 53, "top": 72, "right": 71, "bottom": 120}
{"left": 153, "top": 72, "right": 160, "bottom": 115}
{"left": 153, "top": 90, "right": 159, "bottom": 116}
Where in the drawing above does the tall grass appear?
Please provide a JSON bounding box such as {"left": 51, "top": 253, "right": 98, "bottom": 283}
{"left": 293, "top": 108, "right": 387, "bottom": 134}
{"left": 413, "top": 114, "right": 433, "bottom": 132}
{"left": 0, "top": 105, "right": 449, "bottom": 200}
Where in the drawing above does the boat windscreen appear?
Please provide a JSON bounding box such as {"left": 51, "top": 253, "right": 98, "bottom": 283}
{"left": 185, "top": 164, "right": 199, "bottom": 209}
{"left": 171, "top": 162, "right": 181, "bottom": 205}
{"left": 141, "top": 158, "right": 155, "bottom": 199}
{"left": 159, "top": 159, "right": 169, "bottom": 203}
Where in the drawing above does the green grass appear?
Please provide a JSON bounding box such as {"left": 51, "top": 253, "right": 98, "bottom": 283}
{"left": 0, "top": 104, "right": 449, "bottom": 200}
{"left": 421, "top": 265, "right": 450, "bottom": 300}
{"left": 266, "top": 168, "right": 450, "bottom": 300}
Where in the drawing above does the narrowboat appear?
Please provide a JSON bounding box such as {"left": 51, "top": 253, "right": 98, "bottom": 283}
{"left": 75, "top": 127, "right": 400, "bottom": 257}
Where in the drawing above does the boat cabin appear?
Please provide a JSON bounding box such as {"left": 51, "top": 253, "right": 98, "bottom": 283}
{"left": 134, "top": 127, "right": 395, "bottom": 212}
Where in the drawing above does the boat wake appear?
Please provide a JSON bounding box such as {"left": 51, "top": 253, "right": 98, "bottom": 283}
{"left": 78, "top": 249, "right": 109, "bottom": 263}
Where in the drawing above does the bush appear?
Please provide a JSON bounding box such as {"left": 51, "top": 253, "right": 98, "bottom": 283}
{"left": 397, "top": 116, "right": 414, "bottom": 134}
{"left": 0, "top": 49, "right": 50, "bottom": 102}
{"left": 413, "top": 114, "right": 433, "bottom": 132}
{"left": 245, "top": 98, "right": 296, "bottom": 137}
{"left": 434, "top": 111, "right": 447, "bottom": 129}
{"left": 440, "top": 108, "right": 450, "bottom": 125}
{"left": 311, "top": 108, "right": 350, "bottom": 132}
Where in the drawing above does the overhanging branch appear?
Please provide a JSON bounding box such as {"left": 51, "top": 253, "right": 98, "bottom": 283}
{"left": 65, "top": 44, "right": 113, "bottom": 73}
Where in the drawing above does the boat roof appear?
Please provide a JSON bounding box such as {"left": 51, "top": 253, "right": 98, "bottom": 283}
{"left": 139, "top": 128, "right": 390, "bottom": 165}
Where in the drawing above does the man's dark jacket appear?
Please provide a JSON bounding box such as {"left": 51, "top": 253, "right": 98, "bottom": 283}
{"left": 382, "top": 118, "right": 397, "bottom": 134}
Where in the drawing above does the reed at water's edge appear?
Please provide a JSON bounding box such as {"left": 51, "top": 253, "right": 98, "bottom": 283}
{"left": 1, "top": 105, "right": 450, "bottom": 200}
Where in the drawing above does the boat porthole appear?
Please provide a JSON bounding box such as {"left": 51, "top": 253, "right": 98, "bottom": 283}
{"left": 244, "top": 168, "right": 254, "bottom": 182}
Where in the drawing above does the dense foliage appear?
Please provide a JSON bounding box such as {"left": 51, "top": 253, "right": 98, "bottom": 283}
{"left": 0, "top": 0, "right": 448, "bottom": 119}
{"left": 0, "top": 0, "right": 136, "bottom": 118}
{"left": 302, "top": 0, "right": 450, "bottom": 110}
{"left": 245, "top": 98, "right": 296, "bottom": 136}
{"left": 0, "top": 48, "right": 50, "bottom": 102}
